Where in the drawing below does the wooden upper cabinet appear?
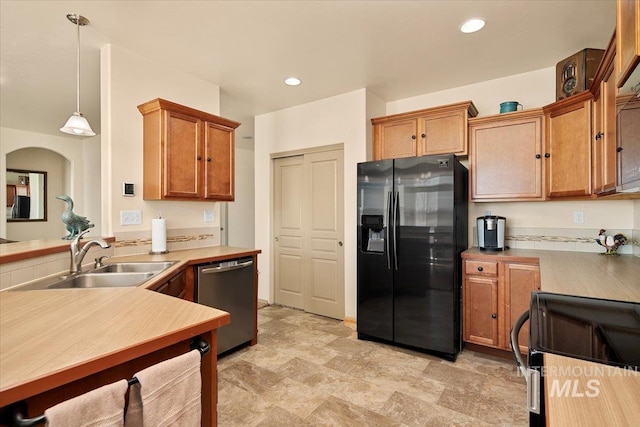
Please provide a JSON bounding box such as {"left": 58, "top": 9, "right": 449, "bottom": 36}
{"left": 469, "top": 109, "right": 545, "bottom": 201}
{"left": 617, "top": 94, "right": 640, "bottom": 191}
{"left": 592, "top": 35, "right": 618, "bottom": 196}
{"left": 165, "top": 110, "right": 201, "bottom": 199}
{"left": 138, "top": 98, "right": 240, "bottom": 201}
{"left": 371, "top": 101, "right": 478, "bottom": 160}
{"left": 543, "top": 91, "right": 594, "bottom": 199}
{"left": 376, "top": 118, "right": 418, "bottom": 159}
{"left": 204, "top": 121, "right": 235, "bottom": 200}
{"left": 616, "top": 0, "right": 640, "bottom": 89}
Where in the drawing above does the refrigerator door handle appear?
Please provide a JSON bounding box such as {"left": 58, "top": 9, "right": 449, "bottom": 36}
{"left": 386, "top": 191, "right": 392, "bottom": 269}
{"left": 393, "top": 191, "right": 399, "bottom": 270}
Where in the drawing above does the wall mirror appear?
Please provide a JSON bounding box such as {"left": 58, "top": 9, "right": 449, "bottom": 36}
{"left": 6, "top": 169, "right": 48, "bottom": 222}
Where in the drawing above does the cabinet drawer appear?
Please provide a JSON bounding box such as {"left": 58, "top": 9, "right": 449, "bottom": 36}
{"left": 465, "top": 260, "right": 498, "bottom": 276}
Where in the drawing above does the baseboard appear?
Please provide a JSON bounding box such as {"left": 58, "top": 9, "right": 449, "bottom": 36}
{"left": 343, "top": 316, "right": 356, "bottom": 330}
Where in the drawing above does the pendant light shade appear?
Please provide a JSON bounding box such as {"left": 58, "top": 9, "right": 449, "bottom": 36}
{"left": 60, "top": 13, "right": 95, "bottom": 137}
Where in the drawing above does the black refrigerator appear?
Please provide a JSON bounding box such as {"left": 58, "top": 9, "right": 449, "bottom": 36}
{"left": 357, "top": 154, "right": 467, "bottom": 361}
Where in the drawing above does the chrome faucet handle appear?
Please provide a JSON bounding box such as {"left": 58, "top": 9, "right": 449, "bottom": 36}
{"left": 94, "top": 255, "right": 110, "bottom": 268}
{"left": 71, "top": 229, "right": 92, "bottom": 247}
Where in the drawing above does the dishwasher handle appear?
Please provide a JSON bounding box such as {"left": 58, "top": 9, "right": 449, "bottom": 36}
{"left": 200, "top": 259, "right": 253, "bottom": 274}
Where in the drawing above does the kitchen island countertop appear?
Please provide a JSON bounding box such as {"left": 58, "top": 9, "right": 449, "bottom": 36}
{"left": 0, "top": 287, "right": 229, "bottom": 413}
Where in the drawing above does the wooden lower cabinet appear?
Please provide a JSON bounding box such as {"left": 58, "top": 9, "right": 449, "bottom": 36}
{"left": 463, "top": 255, "right": 540, "bottom": 354}
{"left": 464, "top": 275, "right": 499, "bottom": 347}
{"left": 149, "top": 268, "right": 190, "bottom": 300}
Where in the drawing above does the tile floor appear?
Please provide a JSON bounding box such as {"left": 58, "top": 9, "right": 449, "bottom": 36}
{"left": 217, "top": 305, "right": 528, "bottom": 426}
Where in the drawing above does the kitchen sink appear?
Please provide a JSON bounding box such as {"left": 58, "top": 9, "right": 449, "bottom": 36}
{"left": 10, "top": 261, "right": 178, "bottom": 291}
{"left": 46, "top": 272, "right": 155, "bottom": 289}
{"left": 92, "top": 261, "right": 177, "bottom": 274}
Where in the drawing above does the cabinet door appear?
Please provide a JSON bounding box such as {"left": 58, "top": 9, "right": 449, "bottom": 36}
{"left": 150, "top": 269, "right": 187, "bottom": 299}
{"left": 470, "top": 113, "right": 544, "bottom": 201}
{"left": 6, "top": 185, "right": 16, "bottom": 207}
{"left": 546, "top": 97, "right": 592, "bottom": 198}
{"left": 504, "top": 263, "right": 540, "bottom": 353}
{"left": 419, "top": 110, "right": 467, "bottom": 156}
{"left": 464, "top": 276, "right": 499, "bottom": 348}
{"left": 617, "top": 97, "right": 640, "bottom": 191}
{"left": 164, "top": 110, "right": 201, "bottom": 198}
{"left": 593, "top": 59, "right": 618, "bottom": 194}
{"left": 374, "top": 119, "right": 417, "bottom": 160}
{"left": 616, "top": 0, "right": 640, "bottom": 88}
{"left": 204, "top": 121, "right": 234, "bottom": 201}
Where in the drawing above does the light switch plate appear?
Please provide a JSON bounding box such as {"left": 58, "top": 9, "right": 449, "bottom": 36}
{"left": 573, "top": 211, "right": 584, "bottom": 224}
{"left": 204, "top": 210, "right": 215, "bottom": 222}
{"left": 120, "top": 210, "right": 142, "bottom": 225}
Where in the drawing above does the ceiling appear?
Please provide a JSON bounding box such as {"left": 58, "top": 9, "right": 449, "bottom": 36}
{"left": 0, "top": 1, "right": 616, "bottom": 138}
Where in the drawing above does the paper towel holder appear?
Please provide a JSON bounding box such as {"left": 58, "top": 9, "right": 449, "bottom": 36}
{"left": 150, "top": 212, "right": 169, "bottom": 255}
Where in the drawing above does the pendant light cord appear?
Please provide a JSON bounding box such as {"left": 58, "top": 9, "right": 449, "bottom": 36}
{"left": 75, "top": 13, "right": 81, "bottom": 113}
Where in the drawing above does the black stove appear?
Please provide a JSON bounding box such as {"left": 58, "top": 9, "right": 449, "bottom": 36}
{"left": 511, "top": 292, "right": 640, "bottom": 426}
{"left": 529, "top": 292, "right": 640, "bottom": 369}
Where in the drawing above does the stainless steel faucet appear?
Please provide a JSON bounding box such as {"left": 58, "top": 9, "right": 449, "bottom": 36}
{"left": 69, "top": 229, "right": 111, "bottom": 274}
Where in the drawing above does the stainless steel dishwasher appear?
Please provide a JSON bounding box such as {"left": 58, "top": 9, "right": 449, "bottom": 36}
{"left": 196, "top": 256, "right": 254, "bottom": 354}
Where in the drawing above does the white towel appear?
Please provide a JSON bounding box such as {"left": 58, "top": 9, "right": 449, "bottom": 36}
{"left": 45, "top": 379, "right": 128, "bottom": 427}
{"left": 124, "top": 349, "right": 201, "bottom": 427}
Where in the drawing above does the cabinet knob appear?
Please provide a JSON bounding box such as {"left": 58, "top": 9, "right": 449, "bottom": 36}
{"left": 477, "top": 266, "right": 483, "bottom": 272}
{"left": 491, "top": 313, "right": 497, "bottom": 319}
{"left": 207, "top": 157, "right": 212, "bottom": 162}
{"left": 535, "top": 154, "right": 541, "bottom": 159}
{"left": 421, "top": 133, "right": 426, "bottom": 138}
{"left": 411, "top": 135, "right": 416, "bottom": 140}
{"left": 595, "top": 132, "right": 604, "bottom": 140}
{"left": 617, "top": 147, "right": 623, "bottom": 152}
{"left": 544, "top": 153, "right": 550, "bottom": 158}
{"left": 197, "top": 155, "right": 202, "bottom": 160}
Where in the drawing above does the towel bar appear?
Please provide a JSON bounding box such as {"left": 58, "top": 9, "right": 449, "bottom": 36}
{"left": 3, "top": 338, "right": 210, "bottom": 427}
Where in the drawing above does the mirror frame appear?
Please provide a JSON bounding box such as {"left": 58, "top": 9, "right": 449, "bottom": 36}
{"left": 6, "top": 168, "right": 48, "bottom": 223}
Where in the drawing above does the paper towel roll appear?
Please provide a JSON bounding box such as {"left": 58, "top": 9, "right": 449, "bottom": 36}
{"left": 151, "top": 218, "right": 167, "bottom": 253}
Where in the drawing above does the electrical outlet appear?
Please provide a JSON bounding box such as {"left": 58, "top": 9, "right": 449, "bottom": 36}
{"left": 120, "top": 210, "right": 142, "bottom": 225}
{"left": 204, "top": 210, "right": 215, "bottom": 222}
{"left": 573, "top": 210, "right": 584, "bottom": 224}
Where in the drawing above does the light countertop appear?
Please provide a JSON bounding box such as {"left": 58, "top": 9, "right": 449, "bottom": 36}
{"left": 462, "top": 247, "right": 640, "bottom": 302}
{"left": 0, "top": 287, "right": 229, "bottom": 406}
{"left": 0, "top": 245, "right": 260, "bottom": 408}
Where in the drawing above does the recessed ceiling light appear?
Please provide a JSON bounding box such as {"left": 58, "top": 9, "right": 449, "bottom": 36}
{"left": 460, "top": 18, "right": 485, "bottom": 34}
{"left": 284, "top": 77, "right": 301, "bottom": 86}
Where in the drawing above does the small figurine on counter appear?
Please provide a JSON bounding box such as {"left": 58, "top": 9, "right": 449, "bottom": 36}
{"left": 595, "top": 229, "right": 627, "bottom": 256}
{"left": 57, "top": 195, "right": 94, "bottom": 240}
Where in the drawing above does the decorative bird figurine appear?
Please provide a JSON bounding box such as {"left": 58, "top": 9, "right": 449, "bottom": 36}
{"left": 57, "top": 195, "right": 94, "bottom": 240}
{"left": 595, "top": 229, "right": 627, "bottom": 256}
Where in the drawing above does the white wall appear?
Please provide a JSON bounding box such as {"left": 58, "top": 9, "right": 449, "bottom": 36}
{"left": 387, "top": 67, "right": 557, "bottom": 117}
{"left": 101, "top": 44, "right": 222, "bottom": 238}
{"left": 220, "top": 94, "right": 255, "bottom": 249}
{"left": 255, "top": 89, "right": 368, "bottom": 318}
{"left": 225, "top": 137, "right": 255, "bottom": 248}
{"left": 0, "top": 127, "right": 98, "bottom": 240}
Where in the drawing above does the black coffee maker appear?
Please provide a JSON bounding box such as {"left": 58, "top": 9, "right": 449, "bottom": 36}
{"left": 477, "top": 215, "right": 506, "bottom": 251}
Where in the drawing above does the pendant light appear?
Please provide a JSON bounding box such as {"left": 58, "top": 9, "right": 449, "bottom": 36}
{"left": 60, "top": 13, "right": 95, "bottom": 137}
